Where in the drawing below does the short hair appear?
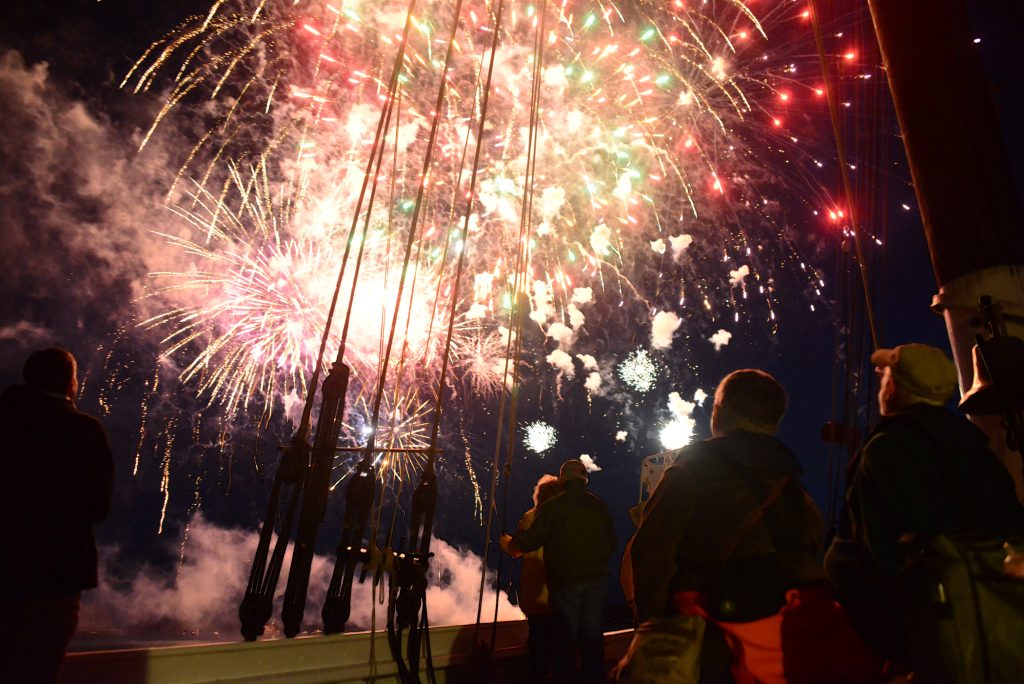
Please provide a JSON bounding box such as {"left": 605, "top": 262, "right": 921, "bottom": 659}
{"left": 711, "top": 369, "right": 787, "bottom": 435}
{"left": 532, "top": 474, "right": 561, "bottom": 507}
{"left": 23, "top": 348, "right": 76, "bottom": 395}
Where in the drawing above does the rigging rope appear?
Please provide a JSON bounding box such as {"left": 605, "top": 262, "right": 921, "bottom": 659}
{"left": 809, "top": 0, "right": 879, "bottom": 350}
{"left": 491, "top": 0, "right": 551, "bottom": 642}
{"left": 814, "top": 1, "right": 892, "bottom": 537}
{"left": 472, "top": 0, "right": 529, "bottom": 641}
{"left": 343, "top": 0, "right": 477, "bottom": 677}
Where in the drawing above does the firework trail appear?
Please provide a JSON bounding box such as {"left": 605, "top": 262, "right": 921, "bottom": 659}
{"left": 127, "top": 0, "right": 831, "bottom": 482}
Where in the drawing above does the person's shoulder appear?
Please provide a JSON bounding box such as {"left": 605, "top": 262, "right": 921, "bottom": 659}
{"left": 666, "top": 441, "right": 724, "bottom": 479}
{"left": 858, "top": 416, "right": 931, "bottom": 472}
{"left": 584, "top": 488, "right": 613, "bottom": 508}
{"left": 644, "top": 463, "right": 698, "bottom": 500}
{"left": 69, "top": 409, "right": 109, "bottom": 438}
{"left": 0, "top": 383, "right": 36, "bottom": 407}
{"left": 535, "top": 490, "right": 566, "bottom": 512}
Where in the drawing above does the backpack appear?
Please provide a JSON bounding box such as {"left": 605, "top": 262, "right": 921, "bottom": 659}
{"left": 902, "top": 531, "right": 1024, "bottom": 683}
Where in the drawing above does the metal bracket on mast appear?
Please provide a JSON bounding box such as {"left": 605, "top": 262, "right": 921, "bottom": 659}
{"left": 387, "top": 457, "right": 438, "bottom": 683}
{"left": 321, "top": 454, "right": 376, "bottom": 634}
{"left": 238, "top": 434, "right": 307, "bottom": 641}
{"left": 281, "top": 361, "right": 351, "bottom": 637}
{"left": 238, "top": 361, "right": 351, "bottom": 641}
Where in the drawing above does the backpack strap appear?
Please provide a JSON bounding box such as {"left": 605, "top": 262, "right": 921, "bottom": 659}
{"left": 719, "top": 474, "right": 792, "bottom": 565}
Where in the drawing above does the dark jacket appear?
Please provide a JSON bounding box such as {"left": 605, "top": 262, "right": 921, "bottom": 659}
{"left": 0, "top": 384, "right": 114, "bottom": 599}
{"left": 513, "top": 479, "right": 616, "bottom": 590}
{"left": 836, "top": 403, "right": 1024, "bottom": 579}
{"left": 623, "top": 431, "right": 825, "bottom": 623}
{"left": 824, "top": 404, "right": 1024, "bottom": 662}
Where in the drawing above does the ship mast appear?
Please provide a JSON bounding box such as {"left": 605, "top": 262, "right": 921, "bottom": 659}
{"left": 868, "top": 0, "right": 1024, "bottom": 494}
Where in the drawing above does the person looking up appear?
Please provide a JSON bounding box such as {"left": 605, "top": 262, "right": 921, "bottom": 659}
{"left": 621, "top": 369, "right": 875, "bottom": 683}
{"left": 826, "top": 343, "right": 1024, "bottom": 672}
{"left": 500, "top": 474, "right": 562, "bottom": 683}
{"left": 502, "top": 459, "right": 616, "bottom": 684}
{"left": 0, "top": 348, "right": 114, "bottom": 683}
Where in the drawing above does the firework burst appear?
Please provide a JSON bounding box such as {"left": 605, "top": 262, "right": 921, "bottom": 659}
{"left": 523, "top": 420, "right": 558, "bottom": 455}
{"left": 618, "top": 348, "right": 659, "bottom": 393}
{"left": 126, "top": 0, "right": 831, "bottom": 487}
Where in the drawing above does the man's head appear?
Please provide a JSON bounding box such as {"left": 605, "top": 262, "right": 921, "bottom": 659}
{"left": 23, "top": 348, "right": 78, "bottom": 398}
{"left": 710, "top": 369, "right": 787, "bottom": 437}
{"left": 559, "top": 459, "right": 589, "bottom": 485}
{"left": 871, "top": 343, "right": 957, "bottom": 415}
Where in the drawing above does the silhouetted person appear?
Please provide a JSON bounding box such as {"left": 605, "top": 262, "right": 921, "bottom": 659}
{"left": 826, "top": 344, "right": 1024, "bottom": 673}
{"left": 500, "top": 474, "right": 562, "bottom": 683}
{"left": 0, "top": 348, "right": 114, "bottom": 683}
{"left": 502, "top": 459, "right": 616, "bottom": 684}
{"left": 621, "top": 369, "right": 873, "bottom": 683}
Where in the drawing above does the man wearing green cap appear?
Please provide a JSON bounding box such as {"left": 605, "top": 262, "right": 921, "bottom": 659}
{"left": 826, "top": 343, "right": 1024, "bottom": 671}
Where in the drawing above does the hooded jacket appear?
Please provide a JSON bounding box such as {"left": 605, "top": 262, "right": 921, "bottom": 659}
{"left": 623, "top": 431, "right": 825, "bottom": 623}
{"left": 513, "top": 479, "right": 616, "bottom": 590}
{"left": 0, "top": 384, "right": 114, "bottom": 599}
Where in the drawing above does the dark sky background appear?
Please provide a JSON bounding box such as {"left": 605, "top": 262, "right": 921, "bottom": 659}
{"left": 1, "top": 0, "right": 1022, "bottom": 643}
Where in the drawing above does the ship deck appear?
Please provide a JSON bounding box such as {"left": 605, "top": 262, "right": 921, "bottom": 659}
{"left": 63, "top": 621, "right": 634, "bottom": 683}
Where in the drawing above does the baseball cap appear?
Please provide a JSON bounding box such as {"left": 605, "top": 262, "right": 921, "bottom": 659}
{"left": 871, "top": 343, "right": 958, "bottom": 403}
{"left": 559, "top": 459, "right": 589, "bottom": 484}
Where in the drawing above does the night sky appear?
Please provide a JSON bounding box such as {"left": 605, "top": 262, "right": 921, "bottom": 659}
{"left": 1, "top": 0, "right": 1021, "bottom": 645}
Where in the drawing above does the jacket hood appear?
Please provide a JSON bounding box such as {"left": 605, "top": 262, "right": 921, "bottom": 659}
{"left": 704, "top": 430, "right": 804, "bottom": 476}
{"left": 886, "top": 403, "right": 987, "bottom": 450}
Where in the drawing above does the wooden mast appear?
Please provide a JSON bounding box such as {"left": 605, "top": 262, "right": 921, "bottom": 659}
{"left": 868, "top": 0, "right": 1024, "bottom": 493}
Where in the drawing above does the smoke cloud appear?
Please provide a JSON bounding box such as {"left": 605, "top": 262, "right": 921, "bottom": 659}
{"left": 571, "top": 287, "right": 593, "bottom": 306}
{"left": 545, "top": 348, "right": 575, "bottom": 378}
{"left": 0, "top": 321, "right": 51, "bottom": 345}
{"left": 78, "top": 514, "right": 522, "bottom": 644}
{"left": 729, "top": 265, "right": 750, "bottom": 286}
{"left": 669, "top": 234, "right": 693, "bottom": 258}
{"left": 579, "top": 454, "right": 602, "bottom": 473}
{"left": 650, "top": 310, "right": 682, "bottom": 350}
{"left": 530, "top": 280, "right": 555, "bottom": 324}
{"left": 568, "top": 303, "right": 586, "bottom": 329}
{"left": 709, "top": 329, "right": 733, "bottom": 351}
{"left": 546, "top": 321, "right": 574, "bottom": 347}
{"left": 0, "top": 51, "right": 175, "bottom": 313}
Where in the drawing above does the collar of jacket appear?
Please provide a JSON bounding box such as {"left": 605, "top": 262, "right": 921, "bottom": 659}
{"left": 562, "top": 479, "right": 587, "bottom": 494}
{"left": 876, "top": 403, "right": 987, "bottom": 450}
{"left": 691, "top": 430, "right": 804, "bottom": 476}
